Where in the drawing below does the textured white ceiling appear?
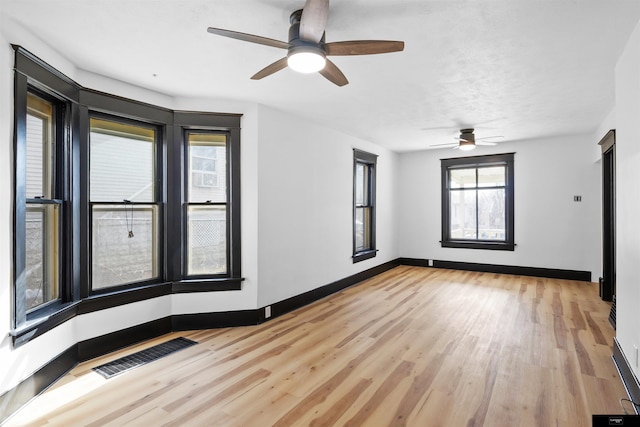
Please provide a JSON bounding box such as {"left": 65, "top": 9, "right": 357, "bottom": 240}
{"left": 3, "top": 0, "right": 640, "bottom": 151}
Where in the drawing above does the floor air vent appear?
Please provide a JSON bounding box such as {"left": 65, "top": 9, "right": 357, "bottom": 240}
{"left": 93, "top": 337, "right": 197, "bottom": 379}
{"left": 609, "top": 295, "right": 616, "bottom": 329}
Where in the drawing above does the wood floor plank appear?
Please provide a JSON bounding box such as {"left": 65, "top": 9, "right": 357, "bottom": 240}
{"left": 308, "top": 377, "right": 373, "bottom": 427}
{"left": 6, "top": 267, "right": 628, "bottom": 426}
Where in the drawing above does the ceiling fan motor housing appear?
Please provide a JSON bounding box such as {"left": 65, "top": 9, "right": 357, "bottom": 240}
{"left": 289, "top": 9, "right": 303, "bottom": 25}
{"left": 460, "top": 128, "right": 476, "bottom": 143}
{"left": 288, "top": 9, "right": 326, "bottom": 58}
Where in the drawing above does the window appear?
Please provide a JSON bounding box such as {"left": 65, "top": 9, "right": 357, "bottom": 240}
{"left": 23, "top": 92, "right": 63, "bottom": 310}
{"left": 186, "top": 132, "right": 228, "bottom": 276}
{"left": 89, "top": 116, "right": 161, "bottom": 290}
{"left": 441, "top": 153, "right": 514, "bottom": 250}
{"left": 353, "top": 149, "right": 377, "bottom": 262}
{"left": 14, "top": 78, "right": 71, "bottom": 328}
{"left": 12, "top": 46, "right": 242, "bottom": 343}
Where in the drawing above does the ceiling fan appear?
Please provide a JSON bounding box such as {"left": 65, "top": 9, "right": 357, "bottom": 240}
{"left": 206, "top": 0, "right": 405, "bottom": 86}
{"left": 430, "top": 128, "right": 503, "bottom": 151}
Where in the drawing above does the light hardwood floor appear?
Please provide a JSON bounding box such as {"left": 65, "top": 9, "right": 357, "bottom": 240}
{"left": 6, "top": 266, "right": 627, "bottom": 426}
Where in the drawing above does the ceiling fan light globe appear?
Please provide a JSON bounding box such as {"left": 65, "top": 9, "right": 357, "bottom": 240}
{"left": 288, "top": 51, "right": 326, "bottom": 73}
{"left": 458, "top": 143, "right": 476, "bottom": 151}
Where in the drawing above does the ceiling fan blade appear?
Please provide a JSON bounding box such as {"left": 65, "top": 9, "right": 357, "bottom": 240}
{"left": 319, "top": 59, "right": 348, "bottom": 86}
{"left": 476, "top": 135, "right": 504, "bottom": 140}
{"left": 476, "top": 141, "right": 498, "bottom": 146}
{"left": 251, "top": 57, "right": 289, "bottom": 80}
{"left": 300, "top": 0, "right": 329, "bottom": 43}
{"left": 325, "top": 40, "right": 405, "bottom": 56}
{"left": 207, "top": 27, "right": 289, "bottom": 50}
{"left": 430, "top": 142, "right": 459, "bottom": 147}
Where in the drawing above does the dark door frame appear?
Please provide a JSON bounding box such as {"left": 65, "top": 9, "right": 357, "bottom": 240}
{"left": 600, "top": 130, "right": 615, "bottom": 303}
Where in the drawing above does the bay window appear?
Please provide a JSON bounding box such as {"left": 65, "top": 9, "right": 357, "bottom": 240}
{"left": 12, "top": 46, "right": 242, "bottom": 343}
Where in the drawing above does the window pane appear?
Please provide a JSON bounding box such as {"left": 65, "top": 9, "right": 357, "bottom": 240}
{"left": 26, "top": 93, "right": 54, "bottom": 199}
{"left": 478, "top": 189, "right": 506, "bottom": 240}
{"left": 355, "top": 207, "right": 371, "bottom": 251}
{"left": 92, "top": 204, "right": 158, "bottom": 289}
{"left": 188, "top": 133, "right": 226, "bottom": 203}
{"left": 25, "top": 203, "right": 59, "bottom": 310}
{"left": 355, "top": 163, "right": 369, "bottom": 206}
{"left": 450, "top": 168, "right": 476, "bottom": 189}
{"left": 90, "top": 118, "right": 155, "bottom": 202}
{"left": 478, "top": 166, "right": 505, "bottom": 187}
{"left": 449, "top": 190, "right": 476, "bottom": 239}
{"left": 187, "top": 205, "right": 227, "bottom": 275}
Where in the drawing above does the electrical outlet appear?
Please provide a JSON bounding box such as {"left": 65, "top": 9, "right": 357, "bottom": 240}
{"left": 574, "top": 195, "right": 582, "bottom": 202}
{"left": 634, "top": 344, "right": 638, "bottom": 367}
{"left": 265, "top": 306, "right": 271, "bottom": 319}
{"left": 428, "top": 259, "right": 434, "bottom": 267}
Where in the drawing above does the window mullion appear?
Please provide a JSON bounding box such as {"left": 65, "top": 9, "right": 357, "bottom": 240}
{"left": 188, "top": 202, "right": 227, "bottom": 206}
{"left": 26, "top": 198, "right": 62, "bottom": 204}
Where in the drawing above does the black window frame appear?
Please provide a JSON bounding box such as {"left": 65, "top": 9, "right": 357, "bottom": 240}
{"left": 181, "top": 126, "right": 240, "bottom": 283}
{"left": 13, "top": 82, "right": 73, "bottom": 326}
{"left": 353, "top": 149, "right": 377, "bottom": 263}
{"left": 86, "top": 112, "right": 165, "bottom": 293}
{"left": 11, "top": 45, "right": 243, "bottom": 346}
{"left": 441, "top": 153, "right": 515, "bottom": 251}
{"left": 171, "top": 112, "right": 242, "bottom": 292}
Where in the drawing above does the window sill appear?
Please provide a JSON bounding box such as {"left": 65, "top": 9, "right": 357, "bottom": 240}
{"left": 11, "top": 301, "right": 80, "bottom": 348}
{"left": 353, "top": 249, "right": 378, "bottom": 263}
{"left": 441, "top": 240, "right": 515, "bottom": 251}
{"left": 172, "top": 277, "right": 244, "bottom": 293}
{"left": 79, "top": 282, "right": 172, "bottom": 314}
{"left": 11, "top": 278, "right": 245, "bottom": 348}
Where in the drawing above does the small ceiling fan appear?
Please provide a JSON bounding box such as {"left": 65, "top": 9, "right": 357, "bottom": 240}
{"left": 430, "top": 128, "right": 503, "bottom": 151}
{"left": 206, "top": 0, "right": 404, "bottom": 86}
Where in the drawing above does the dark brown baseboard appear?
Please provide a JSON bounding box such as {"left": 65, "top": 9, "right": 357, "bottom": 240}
{"left": 398, "top": 258, "right": 592, "bottom": 282}
{"left": 265, "top": 259, "right": 401, "bottom": 321}
{"left": 0, "top": 345, "right": 77, "bottom": 425}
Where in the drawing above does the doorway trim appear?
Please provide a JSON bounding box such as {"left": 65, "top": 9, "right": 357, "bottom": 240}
{"left": 599, "top": 130, "right": 615, "bottom": 309}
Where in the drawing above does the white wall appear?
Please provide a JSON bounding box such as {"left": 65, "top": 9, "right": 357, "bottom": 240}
{"left": 397, "top": 135, "right": 601, "bottom": 278}
{"left": 0, "top": 23, "right": 18, "bottom": 398}
{"left": 593, "top": 107, "right": 616, "bottom": 161}
{"left": 255, "top": 105, "right": 399, "bottom": 307}
{"left": 614, "top": 18, "right": 640, "bottom": 380}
